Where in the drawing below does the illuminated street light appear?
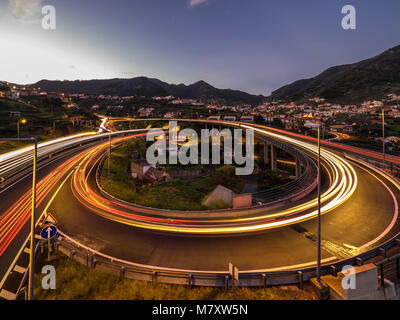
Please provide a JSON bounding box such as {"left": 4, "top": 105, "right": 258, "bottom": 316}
{"left": 316, "top": 126, "right": 322, "bottom": 284}
{"left": 382, "top": 109, "right": 386, "bottom": 169}
{"left": 17, "top": 118, "right": 27, "bottom": 138}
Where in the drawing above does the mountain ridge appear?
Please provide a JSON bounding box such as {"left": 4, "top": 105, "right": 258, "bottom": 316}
{"left": 269, "top": 44, "right": 400, "bottom": 103}
{"left": 27, "top": 77, "right": 265, "bottom": 105}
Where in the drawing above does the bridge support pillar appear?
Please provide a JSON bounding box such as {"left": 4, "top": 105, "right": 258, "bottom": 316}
{"left": 295, "top": 159, "right": 301, "bottom": 179}
{"left": 264, "top": 142, "right": 269, "bottom": 164}
{"left": 271, "top": 145, "right": 277, "bottom": 172}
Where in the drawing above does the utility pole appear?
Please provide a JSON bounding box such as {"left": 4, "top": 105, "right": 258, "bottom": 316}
{"left": 28, "top": 138, "right": 37, "bottom": 300}
{"left": 0, "top": 137, "right": 37, "bottom": 300}
{"left": 316, "top": 126, "right": 321, "bottom": 284}
{"left": 108, "top": 132, "right": 111, "bottom": 183}
{"left": 382, "top": 109, "right": 385, "bottom": 169}
{"left": 17, "top": 119, "right": 27, "bottom": 138}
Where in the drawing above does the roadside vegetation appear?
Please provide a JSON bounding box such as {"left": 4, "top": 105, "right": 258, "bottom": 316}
{"left": 34, "top": 251, "right": 317, "bottom": 300}
{"left": 0, "top": 97, "right": 97, "bottom": 154}
{"left": 100, "top": 140, "right": 244, "bottom": 210}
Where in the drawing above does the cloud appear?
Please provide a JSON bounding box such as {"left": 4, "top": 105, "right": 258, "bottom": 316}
{"left": 9, "top": 0, "right": 42, "bottom": 22}
{"left": 189, "top": 0, "right": 210, "bottom": 8}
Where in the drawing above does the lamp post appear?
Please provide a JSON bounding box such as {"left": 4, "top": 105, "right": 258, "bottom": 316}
{"left": 0, "top": 137, "right": 37, "bottom": 300}
{"left": 17, "top": 119, "right": 27, "bottom": 138}
{"left": 382, "top": 109, "right": 385, "bottom": 169}
{"left": 316, "top": 126, "right": 322, "bottom": 284}
{"left": 108, "top": 132, "right": 111, "bottom": 183}
{"left": 28, "top": 138, "right": 37, "bottom": 300}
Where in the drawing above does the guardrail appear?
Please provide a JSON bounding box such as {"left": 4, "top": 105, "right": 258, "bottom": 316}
{"left": 55, "top": 230, "right": 400, "bottom": 289}
{"left": 251, "top": 133, "right": 317, "bottom": 203}
{"left": 376, "top": 252, "right": 400, "bottom": 288}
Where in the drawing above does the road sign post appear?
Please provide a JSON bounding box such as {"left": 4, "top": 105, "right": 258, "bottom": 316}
{"left": 40, "top": 225, "right": 58, "bottom": 240}
{"left": 39, "top": 212, "right": 58, "bottom": 227}
{"left": 228, "top": 263, "right": 239, "bottom": 287}
{"left": 40, "top": 225, "right": 57, "bottom": 260}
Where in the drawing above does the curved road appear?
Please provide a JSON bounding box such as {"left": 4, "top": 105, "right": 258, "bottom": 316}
{"left": 0, "top": 121, "right": 399, "bottom": 279}
{"left": 46, "top": 123, "right": 400, "bottom": 271}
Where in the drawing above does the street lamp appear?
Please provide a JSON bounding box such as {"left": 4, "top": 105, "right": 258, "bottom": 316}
{"left": 382, "top": 109, "right": 386, "bottom": 169}
{"left": 316, "top": 126, "right": 322, "bottom": 284}
{"left": 108, "top": 132, "right": 111, "bottom": 183}
{"left": 17, "top": 119, "right": 27, "bottom": 138}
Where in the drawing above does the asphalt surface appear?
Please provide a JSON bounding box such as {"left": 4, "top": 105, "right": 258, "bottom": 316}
{"left": 0, "top": 143, "right": 103, "bottom": 283}
{"left": 1, "top": 127, "right": 399, "bottom": 280}
{"left": 48, "top": 157, "right": 399, "bottom": 271}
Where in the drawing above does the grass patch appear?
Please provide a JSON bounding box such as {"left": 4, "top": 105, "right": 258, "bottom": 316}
{"left": 100, "top": 143, "right": 244, "bottom": 210}
{"left": 34, "top": 251, "right": 317, "bottom": 300}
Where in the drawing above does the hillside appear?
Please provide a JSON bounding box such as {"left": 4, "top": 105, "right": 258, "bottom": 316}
{"left": 28, "top": 77, "right": 265, "bottom": 105}
{"left": 269, "top": 45, "right": 400, "bottom": 103}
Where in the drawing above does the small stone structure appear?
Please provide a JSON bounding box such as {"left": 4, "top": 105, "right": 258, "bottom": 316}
{"left": 316, "top": 263, "right": 399, "bottom": 300}
{"left": 203, "top": 185, "right": 235, "bottom": 208}
{"left": 131, "top": 160, "right": 168, "bottom": 183}
{"left": 233, "top": 193, "right": 252, "bottom": 208}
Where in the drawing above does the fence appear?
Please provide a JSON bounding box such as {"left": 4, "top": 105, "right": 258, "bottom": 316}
{"left": 54, "top": 230, "right": 400, "bottom": 289}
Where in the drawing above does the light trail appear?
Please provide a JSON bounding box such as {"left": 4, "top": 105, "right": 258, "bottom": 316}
{"left": 0, "top": 151, "right": 88, "bottom": 256}
{"left": 0, "top": 130, "right": 149, "bottom": 258}
{"left": 69, "top": 121, "right": 358, "bottom": 234}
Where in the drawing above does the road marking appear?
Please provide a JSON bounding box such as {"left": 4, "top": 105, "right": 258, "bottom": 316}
{"left": 0, "top": 289, "right": 16, "bottom": 300}
{"left": 243, "top": 257, "right": 339, "bottom": 273}
{"left": 23, "top": 248, "right": 30, "bottom": 254}
{"left": 13, "top": 265, "right": 26, "bottom": 274}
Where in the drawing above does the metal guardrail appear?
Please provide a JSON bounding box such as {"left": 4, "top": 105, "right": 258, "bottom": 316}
{"left": 55, "top": 232, "right": 400, "bottom": 288}
{"left": 376, "top": 252, "right": 400, "bottom": 288}
{"left": 251, "top": 134, "right": 317, "bottom": 202}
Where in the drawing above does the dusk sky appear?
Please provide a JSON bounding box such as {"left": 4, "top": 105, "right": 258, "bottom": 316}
{"left": 1, "top": 0, "right": 399, "bottom": 95}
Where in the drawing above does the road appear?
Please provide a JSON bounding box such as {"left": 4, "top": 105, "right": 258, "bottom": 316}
{"left": 0, "top": 121, "right": 399, "bottom": 279}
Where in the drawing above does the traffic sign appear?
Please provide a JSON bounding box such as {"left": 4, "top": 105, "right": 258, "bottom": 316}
{"left": 39, "top": 213, "right": 57, "bottom": 227}
{"left": 0, "top": 177, "right": 5, "bottom": 183}
{"left": 40, "top": 225, "right": 57, "bottom": 240}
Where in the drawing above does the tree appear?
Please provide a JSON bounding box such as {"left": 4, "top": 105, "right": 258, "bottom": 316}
{"left": 215, "top": 164, "right": 240, "bottom": 190}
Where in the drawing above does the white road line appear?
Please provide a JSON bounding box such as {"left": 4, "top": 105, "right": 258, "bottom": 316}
{"left": 0, "top": 289, "right": 16, "bottom": 300}
{"left": 13, "top": 265, "right": 26, "bottom": 274}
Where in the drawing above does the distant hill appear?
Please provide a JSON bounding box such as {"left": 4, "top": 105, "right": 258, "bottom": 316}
{"left": 28, "top": 77, "right": 265, "bottom": 105}
{"left": 269, "top": 45, "right": 400, "bottom": 103}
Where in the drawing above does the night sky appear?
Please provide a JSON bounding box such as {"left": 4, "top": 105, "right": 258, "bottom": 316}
{"left": 1, "top": 0, "right": 399, "bottom": 95}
